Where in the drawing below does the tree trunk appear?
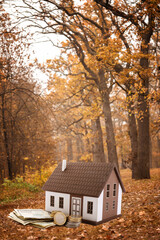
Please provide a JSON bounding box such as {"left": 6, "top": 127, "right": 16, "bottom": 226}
{"left": 58, "top": 142, "right": 63, "bottom": 162}
{"left": 76, "top": 136, "right": 81, "bottom": 161}
{"left": 156, "top": 136, "right": 160, "bottom": 168}
{"left": 23, "top": 160, "right": 25, "bottom": 181}
{"left": 98, "top": 69, "right": 119, "bottom": 168}
{"left": 79, "top": 136, "right": 84, "bottom": 153}
{"left": 84, "top": 122, "right": 92, "bottom": 158}
{"left": 67, "top": 137, "right": 73, "bottom": 162}
{"left": 1, "top": 94, "right": 12, "bottom": 180}
{"left": 91, "top": 117, "right": 105, "bottom": 162}
{"left": 121, "top": 147, "right": 127, "bottom": 169}
{"left": 137, "top": 37, "right": 151, "bottom": 179}
{"left": 137, "top": 94, "right": 150, "bottom": 178}
{"left": 127, "top": 96, "right": 138, "bottom": 179}
{"left": 75, "top": 135, "right": 85, "bottom": 162}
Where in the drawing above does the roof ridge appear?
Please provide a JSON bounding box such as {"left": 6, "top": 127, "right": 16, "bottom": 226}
{"left": 59, "top": 162, "right": 113, "bottom": 165}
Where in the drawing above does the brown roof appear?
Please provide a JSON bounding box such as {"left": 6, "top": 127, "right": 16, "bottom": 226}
{"left": 42, "top": 162, "right": 125, "bottom": 197}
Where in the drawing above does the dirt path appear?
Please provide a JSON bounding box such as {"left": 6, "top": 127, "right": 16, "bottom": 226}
{"left": 0, "top": 169, "right": 159, "bottom": 240}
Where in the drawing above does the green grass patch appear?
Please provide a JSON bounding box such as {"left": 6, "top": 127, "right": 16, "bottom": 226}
{"left": 2, "top": 177, "right": 40, "bottom": 191}
{"left": 0, "top": 165, "right": 57, "bottom": 204}
{"left": 0, "top": 177, "right": 41, "bottom": 204}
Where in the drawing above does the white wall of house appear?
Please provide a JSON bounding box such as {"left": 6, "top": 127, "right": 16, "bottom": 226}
{"left": 117, "top": 184, "right": 122, "bottom": 215}
{"left": 97, "top": 190, "right": 104, "bottom": 221}
{"left": 45, "top": 191, "right": 70, "bottom": 215}
{"left": 83, "top": 190, "right": 104, "bottom": 222}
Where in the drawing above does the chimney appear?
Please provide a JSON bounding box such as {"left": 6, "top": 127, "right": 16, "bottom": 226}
{"left": 62, "top": 159, "right": 67, "bottom": 171}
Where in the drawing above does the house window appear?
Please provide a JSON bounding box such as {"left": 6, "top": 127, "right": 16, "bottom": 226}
{"left": 113, "top": 184, "right": 116, "bottom": 197}
{"left": 87, "top": 201, "right": 93, "bottom": 214}
{"left": 113, "top": 200, "right": 116, "bottom": 209}
{"left": 106, "top": 202, "right": 109, "bottom": 211}
{"left": 59, "top": 197, "right": 64, "bottom": 208}
{"left": 106, "top": 184, "right": 110, "bottom": 197}
{"left": 50, "top": 196, "right": 54, "bottom": 207}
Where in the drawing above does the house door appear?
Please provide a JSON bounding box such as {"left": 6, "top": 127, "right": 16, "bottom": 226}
{"left": 71, "top": 197, "right": 81, "bottom": 217}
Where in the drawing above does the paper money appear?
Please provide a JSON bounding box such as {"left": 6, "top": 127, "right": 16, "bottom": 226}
{"left": 8, "top": 209, "right": 55, "bottom": 228}
{"left": 13, "top": 209, "right": 53, "bottom": 220}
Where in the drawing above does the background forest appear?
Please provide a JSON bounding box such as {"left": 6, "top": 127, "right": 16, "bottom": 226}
{"left": 0, "top": 0, "right": 159, "bottom": 185}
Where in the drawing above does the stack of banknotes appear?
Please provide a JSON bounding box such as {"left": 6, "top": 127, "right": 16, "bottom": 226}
{"left": 8, "top": 209, "right": 56, "bottom": 228}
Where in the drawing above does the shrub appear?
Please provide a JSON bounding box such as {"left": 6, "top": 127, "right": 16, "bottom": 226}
{"left": 2, "top": 177, "right": 39, "bottom": 192}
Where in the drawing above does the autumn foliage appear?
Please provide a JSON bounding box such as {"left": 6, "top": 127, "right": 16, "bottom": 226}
{"left": 29, "top": 0, "right": 160, "bottom": 178}
{"left": 0, "top": 1, "right": 159, "bottom": 181}
{"left": 0, "top": 6, "right": 56, "bottom": 182}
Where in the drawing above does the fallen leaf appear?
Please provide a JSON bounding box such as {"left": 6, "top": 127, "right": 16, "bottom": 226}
{"left": 102, "top": 225, "right": 109, "bottom": 231}
{"left": 118, "top": 218, "right": 125, "bottom": 223}
{"left": 97, "top": 235, "right": 103, "bottom": 239}
{"left": 27, "top": 236, "right": 35, "bottom": 240}
{"left": 77, "top": 232, "right": 86, "bottom": 238}
{"left": 139, "top": 211, "right": 145, "bottom": 216}
{"left": 111, "top": 233, "right": 122, "bottom": 239}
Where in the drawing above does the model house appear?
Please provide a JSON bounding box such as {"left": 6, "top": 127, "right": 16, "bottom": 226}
{"left": 42, "top": 160, "right": 125, "bottom": 225}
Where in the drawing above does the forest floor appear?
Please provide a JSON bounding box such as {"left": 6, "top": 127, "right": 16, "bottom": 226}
{"left": 0, "top": 168, "right": 160, "bottom": 240}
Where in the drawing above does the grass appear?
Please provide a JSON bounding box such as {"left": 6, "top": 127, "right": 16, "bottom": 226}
{"left": 0, "top": 177, "right": 41, "bottom": 204}
{"left": 0, "top": 165, "right": 57, "bottom": 204}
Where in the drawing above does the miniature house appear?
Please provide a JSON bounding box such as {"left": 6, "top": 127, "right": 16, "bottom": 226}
{"left": 42, "top": 160, "right": 125, "bottom": 225}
